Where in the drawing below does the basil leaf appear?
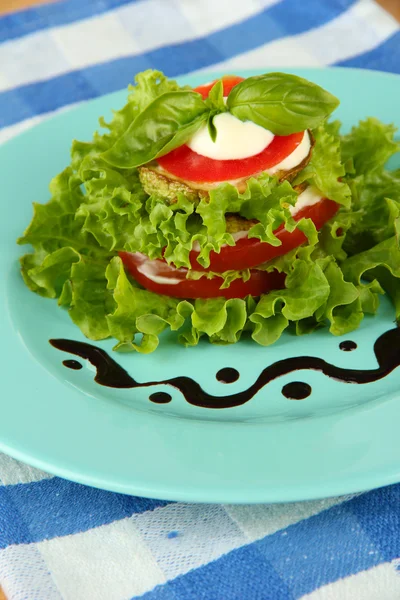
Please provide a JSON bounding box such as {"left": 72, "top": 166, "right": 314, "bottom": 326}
{"left": 227, "top": 72, "right": 339, "bottom": 135}
{"left": 156, "top": 112, "right": 209, "bottom": 156}
{"left": 207, "top": 111, "right": 218, "bottom": 142}
{"left": 205, "top": 80, "right": 226, "bottom": 112}
{"left": 102, "top": 91, "right": 209, "bottom": 168}
{"left": 204, "top": 81, "right": 226, "bottom": 142}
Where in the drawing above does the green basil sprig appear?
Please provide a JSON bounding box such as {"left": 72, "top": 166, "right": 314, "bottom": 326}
{"left": 102, "top": 72, "right": 340, "bottom": 169}
{"left": 102, "top": 91, "right": 209, "bottom": 168}
{"left": 227, "top": 72, "right": 339, "bottom": 135}
{"left": 205, "top": 80, "right": 227, "bottom": 142}
{"left": 205, "top": 80, "right": 226, "bottom": 112}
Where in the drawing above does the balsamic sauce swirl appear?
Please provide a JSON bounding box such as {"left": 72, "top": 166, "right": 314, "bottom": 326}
{"left": 50, "top": 327, "right": 400, "bottom": 409}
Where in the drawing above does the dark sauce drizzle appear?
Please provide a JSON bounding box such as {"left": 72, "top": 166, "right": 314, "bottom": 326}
{"left": 216, "top": 367, "right": 240, "bottom": 384}
{"left": 282, "top": 381, "right": 312, "bottom": 400}
{"left": 62, "top": 359, "right": 83, "bottom": 370}
{"left": 50, "top": 327, "right": 400, "bottom": 410}
{"left": 339, "top": 340, "right": 357, "bottom": 352}
{"left": 149, "top": 392, "right": 172, "bottom": 404}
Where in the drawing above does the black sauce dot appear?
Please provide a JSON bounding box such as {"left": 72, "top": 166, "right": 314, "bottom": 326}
{"left": 216, "top": 367, "right": 240, "bottom": 384}
{"left": 339, "top": 340, "right": 357, "bottom": 352}
{"left": 63, "top": 359, "right": 83, "bottom": 370}
{"left": 149, "top": 392, "right": 172, "bottom": 404}
{"left": 282, "top": 381, "right": 311, "bottom": 400}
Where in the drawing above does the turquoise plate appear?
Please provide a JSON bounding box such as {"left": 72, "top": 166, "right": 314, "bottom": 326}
{"left": 1, "top": 67, "right": 400, "bottom": 503}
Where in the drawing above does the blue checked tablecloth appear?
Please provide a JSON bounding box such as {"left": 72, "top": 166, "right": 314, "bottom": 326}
{"left": 1, "top": 1, "right": 400, "bottom": 598}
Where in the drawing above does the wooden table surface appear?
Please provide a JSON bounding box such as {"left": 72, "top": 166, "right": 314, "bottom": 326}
{"left": 0, "top": 0, "right": 54, "bottom": 14}
{"left": 0, "top": 0, "right": 398, "bottom": 598}
{"left": 377, "top": 0, "right": 400, "bottom": 21}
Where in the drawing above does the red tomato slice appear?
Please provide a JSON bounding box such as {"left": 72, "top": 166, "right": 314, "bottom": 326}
{"left": 119, "top": 251, "right": 285, "bottom": 300}
{"left": 194, "top": 75, "right": 245, "bottom": 99}
{"left": 157, "top": 132, "right": 304, "bottom": 183}
{"left": 189, "top": 198, "right": 340, "bottom": 272}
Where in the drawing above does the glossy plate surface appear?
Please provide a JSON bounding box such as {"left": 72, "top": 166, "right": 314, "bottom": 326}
{"left": 1, "top": 68, "right": 400, "bottom": 503}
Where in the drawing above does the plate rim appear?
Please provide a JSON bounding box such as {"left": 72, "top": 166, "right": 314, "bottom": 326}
{"left": 2, "top": 65, "right": 400, "bottom": 503}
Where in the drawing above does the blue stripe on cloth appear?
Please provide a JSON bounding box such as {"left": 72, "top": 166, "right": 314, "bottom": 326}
{"left": 0, "top": 0, "right": 139, "bottom": 44}
{"left": 0, "top": 488, "right": 32, "bottom": 547}
{"left": 138, "top": 487, "right": 398, "bottom": 600}
{"left": 0, "top": 0, "right": 356, "bottom": 129}
{"left": 346, "top": 484, "right": 400, "bottom": 562}
{"left": 137, "top": 543, "right": 292, "bottom": 600}
{"left": 252, "top": 491, "right": 386, "bottom": 597}
{"left": 335, "top": 31, "right": 400, "bottom": 74}
{"left": 0, "top": 477, "right": 169, "bottom": 548}
{"left": 0, "top": 71, "right": 99, "bottom": 129}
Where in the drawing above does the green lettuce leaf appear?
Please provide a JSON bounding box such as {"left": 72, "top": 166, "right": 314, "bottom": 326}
{"left": 294, "top": 123, "right": 351, "bottom": 207}
{"left": 187, "top": 268, "right": 251, "bottom": 289}
{"left": 20, "top": 247, "right": 80, "bottom": 298}
{"left": 17, "top": 168, "right": 103, "bottom": 256}
{"left": 340, "top": 118, "right": 400, "bottom": 255}
{"left": 105, "top": 257, "right": 191, "bottom": 352}
{"left": 343, "top": 174, "right": 400, "bottom": 254}
{"left": 20, "top": 241, "right": 384, "bottom": 353}
{"left": 342, "top": 236, "right": 400, "bottom": 319}
{"left": 77, "top": 172, "right": 320, "bottom": 270}
{"left": 67, "top": 256, "right": 115, "bottom": 340}
{"left": 341, "top": 117, "right": 400, "bottom": 175}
